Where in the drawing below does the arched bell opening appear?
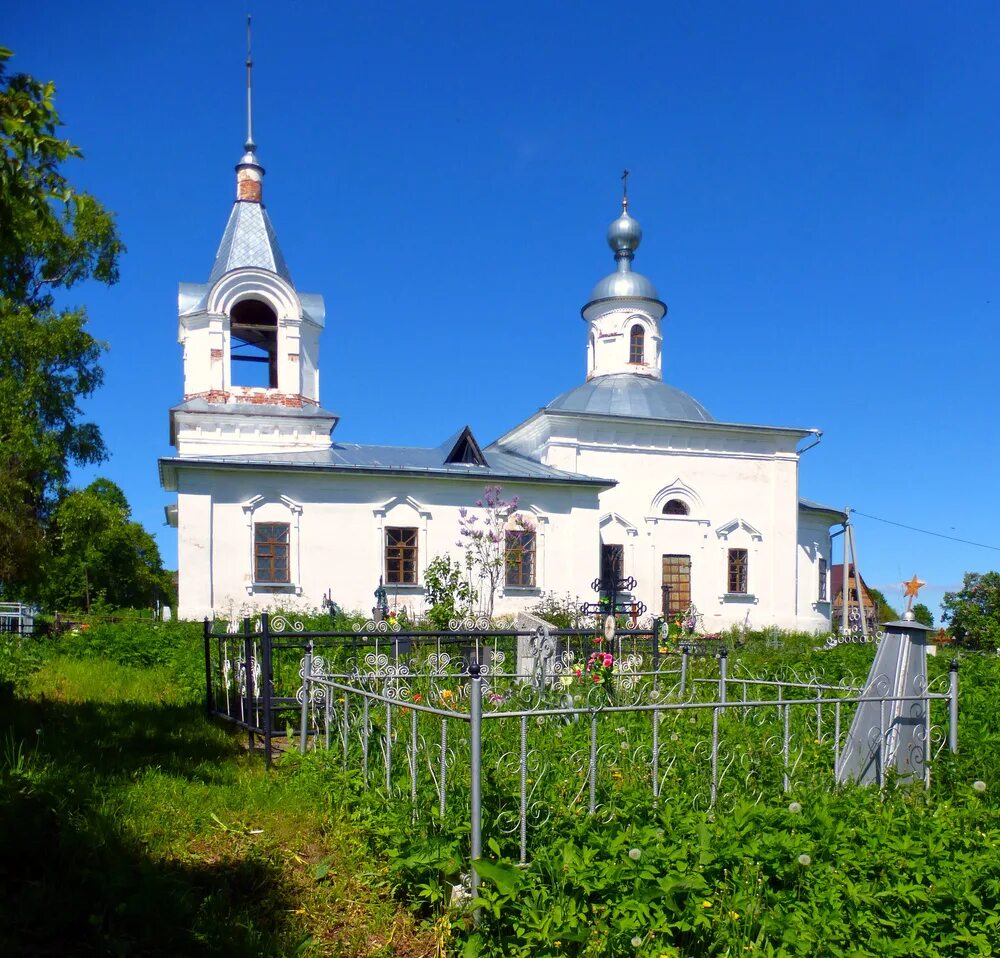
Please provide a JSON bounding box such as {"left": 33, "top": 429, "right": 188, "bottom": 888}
{"left": 230, "top": 298, "right": 278, "bottom": 388}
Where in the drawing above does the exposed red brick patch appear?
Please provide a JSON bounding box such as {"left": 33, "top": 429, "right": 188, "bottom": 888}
{"left": 183, "top": 389, "right": 321, "bottom": 408}
{"left": 210, "top": 349, "right": 223, "bottom": 360}
{"left": 237, "top": 175, "right": 262, "bottom": 203}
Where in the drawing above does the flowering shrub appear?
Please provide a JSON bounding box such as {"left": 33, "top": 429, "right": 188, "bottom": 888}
{"left": 457, "top": 486, "right": 534, "bottom": 620}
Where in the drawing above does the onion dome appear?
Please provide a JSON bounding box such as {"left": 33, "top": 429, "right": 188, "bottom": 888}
{"left": 584, "top": 195, "right": 664, "bottom": 312}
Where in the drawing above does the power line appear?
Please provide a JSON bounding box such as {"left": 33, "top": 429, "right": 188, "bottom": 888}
{"left": 851, "top": 510, "right": 1000, "bottom": 553}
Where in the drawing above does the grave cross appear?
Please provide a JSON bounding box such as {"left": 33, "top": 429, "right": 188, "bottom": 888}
{"left": 579, "top": 573, "right": 647, "bottom": 621}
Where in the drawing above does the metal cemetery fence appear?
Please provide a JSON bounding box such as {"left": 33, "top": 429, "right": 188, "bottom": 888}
{"left": 205, "top": 614, "right": 959, "bottom": 903}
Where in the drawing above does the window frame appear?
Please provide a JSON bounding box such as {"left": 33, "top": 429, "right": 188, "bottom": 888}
{"left": 727, "top": 548, "right": 749, "bottom": 595}
{"left": 385, "top": 526, "right": 419, "bottom": 585}
{"left": 818, "top": 558, "right": 828, "bottom": 601}
{"left": 662, "top": 553, "right": 692, "bottom": 618}
{"left": 254, "top": 522, "right": 291, "bottom": 584}
{"left": 629, "top": 324, "right": 645, "bottom": 364}
{"left": 505, "top": 529, "right": 537, "bottom": 588}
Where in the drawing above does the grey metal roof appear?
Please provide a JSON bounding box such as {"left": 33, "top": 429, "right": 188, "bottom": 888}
{"left": 546, "top": 374, "right": 714, "bottom": 422}
{"left": 587, "top": 266, "right": 661, "bottom": 305}
{"left": 171, "top": 397, "right": 338, "bottom": 419}
{"left": 161, "top": 433, "right": 613, "bottom": 487}
{"left": 799, "top": 497, "right": 847, "bottom": 519}
{"left": 208, "top": 201, "right": 292, "bottom": 286}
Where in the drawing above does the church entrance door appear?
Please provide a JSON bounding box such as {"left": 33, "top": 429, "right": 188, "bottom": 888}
{"left": 662, "top": 554, "right": 691, "bottom": 619}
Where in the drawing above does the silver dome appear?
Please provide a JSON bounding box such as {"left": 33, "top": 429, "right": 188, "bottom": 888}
{"left": 588, "top": 266, "right": 660, "bottom": 303}
{"left": 547, "top": 373, "right": 713, "bottom": 422}
{"left": 607, "top": 209, "right": 642, "bottom": 253}
{"left": 584, "top": 198, "right": 665, "bottom": 311}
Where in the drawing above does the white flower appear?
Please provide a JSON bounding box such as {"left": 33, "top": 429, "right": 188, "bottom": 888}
{"left": 798, "top": 853, "right": 811, "bottom": 867}
{"left": 788, "top": 801, "right": 802, "bottom": 814}
{"left": 973, "top": 780, "right": 987, "bottom": 793}
{"left": 631, "top": 936, "right": 643, "bottom": 948}
{"left": 670, "top": 732, "right": 679, "bottom": 742}
{"left": 628, "top": 847, "right": 642, "bottom": 861}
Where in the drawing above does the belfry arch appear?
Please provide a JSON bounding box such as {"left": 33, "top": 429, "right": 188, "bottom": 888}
{"left": 230, "top": 298, "right": 278, "bottom": 388}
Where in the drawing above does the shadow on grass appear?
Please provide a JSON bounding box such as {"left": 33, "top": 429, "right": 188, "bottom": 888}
{"left": 0, "top": 691, "right": 307, "bottom": 957}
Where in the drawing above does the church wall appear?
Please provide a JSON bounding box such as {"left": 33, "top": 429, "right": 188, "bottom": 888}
{"left": 796, "top": 512, "right": 838, "bottom": 632}
{"left": 173, "top": 465, "right": 602, "bottom": 621}
{"left": 547, "top": 427, "right": 819, "bottom": 631}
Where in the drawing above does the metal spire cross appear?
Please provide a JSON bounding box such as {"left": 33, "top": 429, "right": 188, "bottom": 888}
{"left": 245, "top": 15, "right": 255, "bottom": 151}
{"left": 621, "top": 168, "right": 630, "bottom": 211}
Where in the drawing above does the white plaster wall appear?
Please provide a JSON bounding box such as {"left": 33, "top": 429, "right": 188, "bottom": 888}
{"left": 796, "top": 512, "right": 838, "bottom": 633}
{"left": 529, "top": 415, "right": 824, "bottom": 632}
{"left": 583, "top": 305, "right": 663, "bottom": 380}
{"left": 173, "top": 410, "right": 333, "bottom": 457}
{"left": 173, "top": 467, "right": 601, "bottom": 621}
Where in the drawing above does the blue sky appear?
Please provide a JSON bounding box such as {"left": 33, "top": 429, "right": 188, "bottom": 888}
{"left": 7, "top": 2, "right": 1000, "bottom": 620}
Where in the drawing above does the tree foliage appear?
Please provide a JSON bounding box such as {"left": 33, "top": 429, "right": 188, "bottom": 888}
{"left": 42, "top": 478, "right": 171, "bottom": 612}
{"left": 0, "top": 47, "right": 124, "bottom": 594}
{"left": 911, "top": 602, "right": 934, "bottom": 628}
{"left": 423, "top": 554, "right": 477, "bottom": 629}
{"left": 865, "top": 587, "right": 899, "bottom": 625}
{"left": 942, "top": 572, "right": 1000, "bottom": 649}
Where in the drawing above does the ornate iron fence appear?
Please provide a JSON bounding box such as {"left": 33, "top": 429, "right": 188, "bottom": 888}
{"left": 204, "top": 614, "right": 959, "bottom": 905}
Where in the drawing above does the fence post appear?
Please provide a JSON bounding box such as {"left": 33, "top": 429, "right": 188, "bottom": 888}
{"left": 718, "top": 648, "right": 728, "bottom": 710}
{"left": 652, "top": 617, "right": 662, "bottom": 676}
{"left": 261, "top": 613, "right": 273, "bottom": 769}
{"left": 243, "top": 617, "right": 254, "bottom": 754}
{"left": 203, "top": 617, "right": 213, "bottom": 716}
{"left": 469, "top": 661, "right": 483, "bottom": 923}
{"left": 300, "top": 640, "right": 313, "bottom": 755}
{"left": 680, "top": 645, "right": 689, "bottom": 697}
{"left": 949, "top": 658, "right": 959, "bottom": 754}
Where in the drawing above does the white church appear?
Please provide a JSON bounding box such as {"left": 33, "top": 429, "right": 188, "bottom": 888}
{"left": 159, "top": 116, "right": 844, "bottom": 632}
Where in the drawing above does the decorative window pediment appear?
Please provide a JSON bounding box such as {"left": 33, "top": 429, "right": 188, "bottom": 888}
{"left": 241, "top": 494, "right": 303, "bottom": 594}
{"left": 599, "top": 512, "right": 639, "bottom": 537}
{"left": 650, "top": 478, "right": 702, "bottom": 515}
{"left": 373, "top": 495, "right": 432, "bottom": 520}
{"left": 715, "top": 518, "right": 763, "bottom": 542}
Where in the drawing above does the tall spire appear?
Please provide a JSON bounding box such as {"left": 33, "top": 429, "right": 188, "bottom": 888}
{"left": 245, "top": 14, "right": 255, "bottom": 153}
{"left": 235, "top": 15, "right": 264, "bottom": 203}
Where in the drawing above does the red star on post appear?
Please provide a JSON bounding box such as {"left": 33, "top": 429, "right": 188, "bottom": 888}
{"left": 902, "top": 574, "right": 925, "bottom": 612}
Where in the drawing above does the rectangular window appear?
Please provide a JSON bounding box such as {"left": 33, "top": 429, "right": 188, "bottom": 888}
{"left": 661, "top": 554, "right": 691, "bottom": 618}
{"left": 505, "top": 530, "right": 536, "bottom": 587}
{"left": 254, "top": 523, "right": 290, "bottom": 583}
{"left": 600, "top": 543, "right": 624, "bottom": 589}
{"left": 818, "top": 558, "right": 828, "bottom": 601}
{"left": 727, "top": 548, "right": 748, "bottom": 594}
{"left": 385, "top": 527, "right": 418, "bottom": 584}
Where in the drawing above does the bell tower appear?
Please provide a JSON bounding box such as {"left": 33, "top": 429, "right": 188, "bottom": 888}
{"left": 169, "top": 20, "right": 336, "bottom": 458}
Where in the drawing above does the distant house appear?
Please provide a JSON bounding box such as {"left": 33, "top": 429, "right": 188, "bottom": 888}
{"left": 831, "top": 564, "right": 878, "bottom": 632}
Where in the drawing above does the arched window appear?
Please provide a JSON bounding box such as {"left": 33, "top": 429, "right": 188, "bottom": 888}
{"left": 629, "top": 324, "right": 645, "bottom": 364}
{"left": 662, "top": 499, "right": 689, "bottom": 516}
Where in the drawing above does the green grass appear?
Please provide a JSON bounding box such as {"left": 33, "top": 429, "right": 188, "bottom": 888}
{"left": 0, "top": 653, "right": 435, "bottom": 958}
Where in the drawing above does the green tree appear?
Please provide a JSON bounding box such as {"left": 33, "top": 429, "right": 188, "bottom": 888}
{"left": 42, "top": 478, "right": 170, "bottom": 612}
{"left": 0, "top": 47, "right": 124, "bottom": 595}
{"left": 865, "top": 587, "right": 899, "bottom": 624}
{"left": 423, "top": 554, "right": 477, "bottom": 630}
{"left": 911, "top": 602, "right": 934, "bottom": 627}
{"left": 942, "top": 572, "right": 1000, "bottom": 649}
